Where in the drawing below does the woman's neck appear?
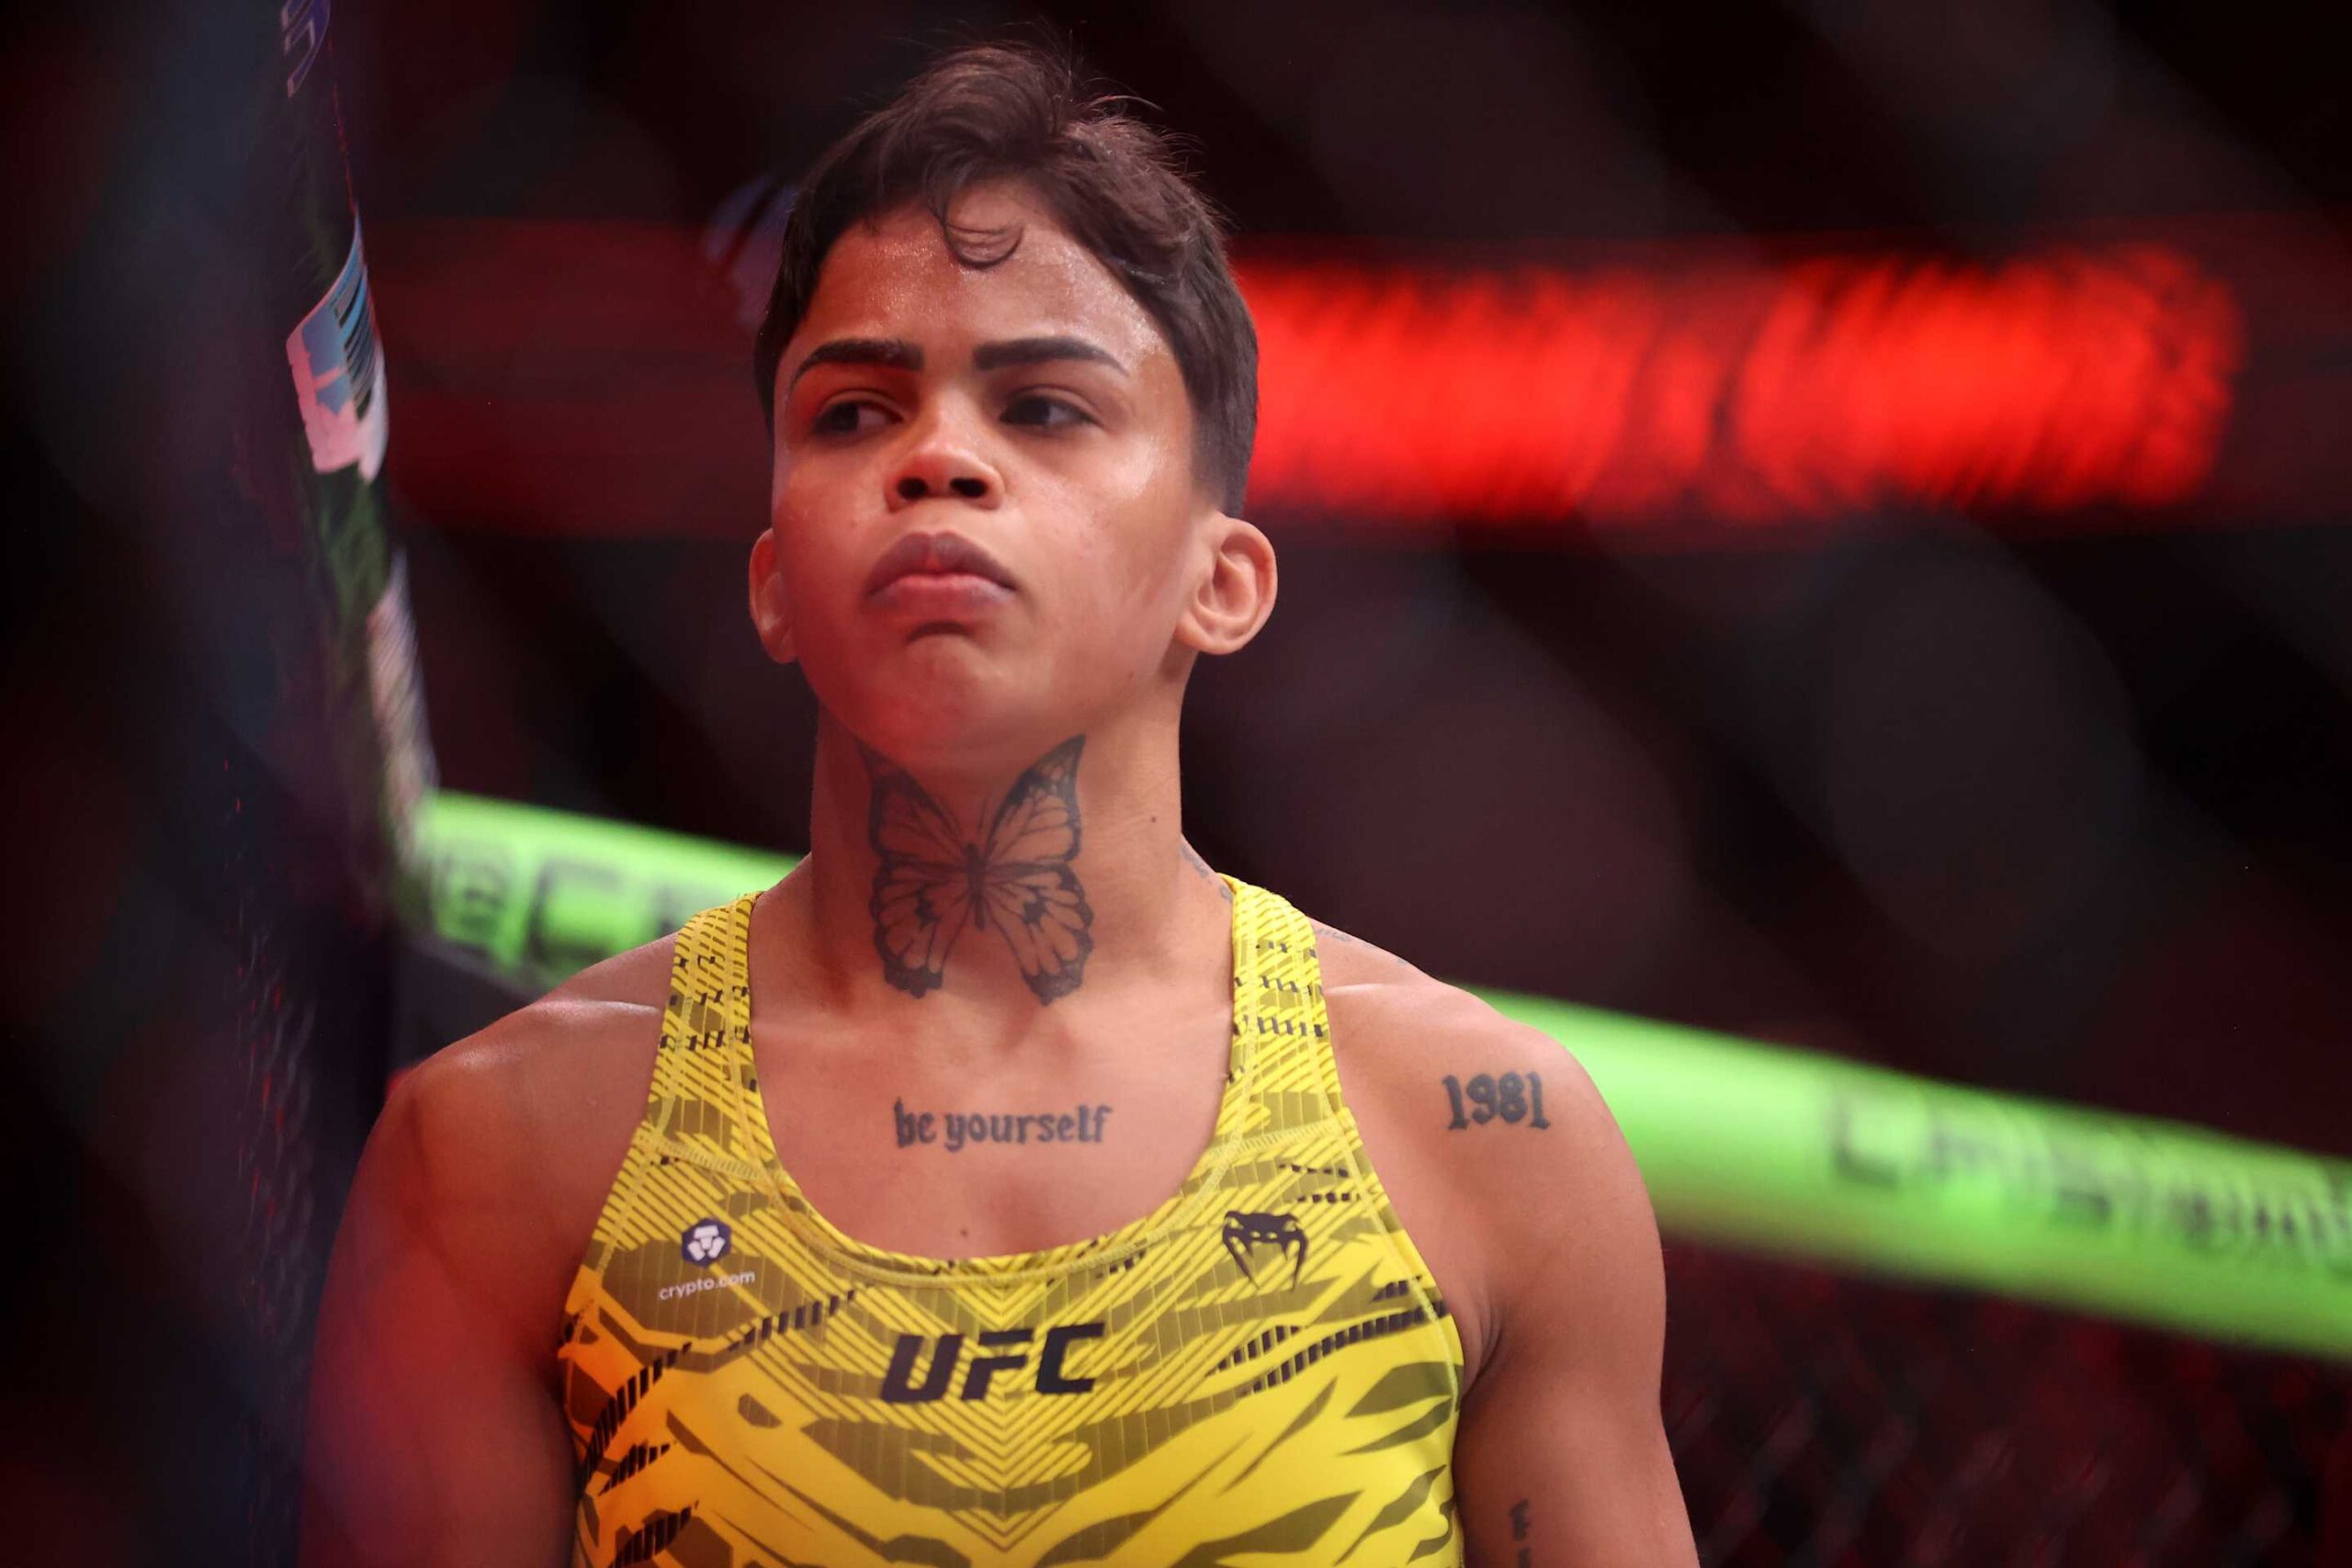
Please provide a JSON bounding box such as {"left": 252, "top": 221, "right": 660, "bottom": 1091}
{"left": 775, "top": 706, "right": 1227, "bottom": 1029}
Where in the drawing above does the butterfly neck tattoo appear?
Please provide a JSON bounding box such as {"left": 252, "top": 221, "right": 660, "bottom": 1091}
{"left": 862, "top": 735, "right": 1096, "bottom": 1004}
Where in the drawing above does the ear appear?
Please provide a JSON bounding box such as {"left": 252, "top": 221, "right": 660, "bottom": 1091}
{"left": 748, "top": 530, "right": 797, "bottom": 666}
{"left": 1175, "top": 513, "right": 1277, "bottom": 657}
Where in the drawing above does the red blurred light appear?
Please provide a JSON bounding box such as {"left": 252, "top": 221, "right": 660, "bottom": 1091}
{"left": 371, "top": 220, "right": 2266, "bottom": 541}
{"left": 1238, "top": 244, "right": 2241, "bottom": 532}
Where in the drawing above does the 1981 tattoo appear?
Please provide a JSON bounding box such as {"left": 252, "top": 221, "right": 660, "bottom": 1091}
{"left": 1442, "top": 1072, "right": 1551, "bottom": 1130}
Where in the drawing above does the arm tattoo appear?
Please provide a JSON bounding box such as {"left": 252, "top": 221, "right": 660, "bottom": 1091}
{"left": 863, "top": 736, "right": 1094, "bottom": 1003}
{"left": 1510, "top": 1498, "right": 1533, "bottom": 1565}
{"left": 1441, "top": 1072, "right": 1552, "bottom": 1130}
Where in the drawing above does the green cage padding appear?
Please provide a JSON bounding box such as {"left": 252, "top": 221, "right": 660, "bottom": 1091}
{"left": 409, "top": 789, "right": 2352, "bottom": 1361}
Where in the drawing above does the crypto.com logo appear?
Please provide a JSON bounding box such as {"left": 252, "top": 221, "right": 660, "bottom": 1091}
{"left": 682, "top": 1218, "right": 732, "bottom": 1266}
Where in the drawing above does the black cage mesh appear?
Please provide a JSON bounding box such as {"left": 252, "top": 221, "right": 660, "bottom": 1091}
{"left": 1662, "top": 1245, "right": 2349, "bottom": 1565}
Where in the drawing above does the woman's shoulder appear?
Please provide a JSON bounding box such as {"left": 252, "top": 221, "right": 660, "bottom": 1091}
{"left": 398, "top": 932, "right": 676, "bottom": 1157}
{"left": 377, "top": 931, "right": 680, "bottom": 1294}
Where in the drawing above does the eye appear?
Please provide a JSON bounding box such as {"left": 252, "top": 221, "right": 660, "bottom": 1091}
{"left": 1003, "top": 393, "right": 1091, "bottom": 430}
{"left": 810, "top": 399, "right": 888, "bottom": 437}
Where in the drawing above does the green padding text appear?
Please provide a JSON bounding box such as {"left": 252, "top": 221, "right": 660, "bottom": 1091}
{"left": 409, "top": 789, "right": 2352, "bottom": 1360}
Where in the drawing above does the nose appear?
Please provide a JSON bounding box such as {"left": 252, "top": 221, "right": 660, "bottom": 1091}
{"left": 888, "top": 405, "right": 1002, "bottom": 511}
{"left": 897, "top": 470, "right": 991, "bottom": 503}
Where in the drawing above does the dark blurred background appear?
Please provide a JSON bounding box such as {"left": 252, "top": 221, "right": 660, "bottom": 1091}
{"left": 6, "top": 0, "right": 2348, "bottom": 1562}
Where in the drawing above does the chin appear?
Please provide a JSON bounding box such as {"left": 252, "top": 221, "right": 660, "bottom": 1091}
{"left": 844, "top": 639, "right": 1043, "bottom": 768}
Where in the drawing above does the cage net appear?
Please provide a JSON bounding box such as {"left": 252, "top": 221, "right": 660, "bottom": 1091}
{"left": 212, "top": 0, "right": 411, "bottom": 1558}
{"left": 226, "top": 745, "right": 330, "bottom": 1568}
{"left": 1660, "top": 1243, "right": 2347, "bottom": 1565}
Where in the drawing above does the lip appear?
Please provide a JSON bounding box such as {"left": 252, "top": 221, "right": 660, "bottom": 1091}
{"left": 869, "top": 571, "right": 1014, "bottom": 617}
{"left": 863, "top": 529, "right": 1019, "bottom": 600}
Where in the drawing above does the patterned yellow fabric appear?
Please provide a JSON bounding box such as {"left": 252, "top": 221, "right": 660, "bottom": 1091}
{"left": 559, "top": 878, "right": 1464, "bottom": 1566}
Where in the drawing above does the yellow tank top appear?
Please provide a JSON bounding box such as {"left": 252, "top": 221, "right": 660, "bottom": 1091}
{"left": 558, "top": 877, "right": 1464, "bottom": 1566}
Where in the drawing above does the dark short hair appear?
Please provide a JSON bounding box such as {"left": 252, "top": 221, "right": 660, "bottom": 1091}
{"left": 752, "top": 39, "right": 1257, "bottom": 514}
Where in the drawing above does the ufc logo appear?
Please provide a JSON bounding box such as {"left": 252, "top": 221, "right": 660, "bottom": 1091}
{"left": 880, "top": 1322, "right": 1105, "bottom": 1404}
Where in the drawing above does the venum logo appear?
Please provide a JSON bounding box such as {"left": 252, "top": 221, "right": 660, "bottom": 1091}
{"left": 1222, "top": 1211, "right": 1308, "bottom": 1286}
{"left": 682, "top": 1218, "right": 732, "bottom": 1266}
{"left": 880, "top": 1323, "right": 1106, "bottom": 1404}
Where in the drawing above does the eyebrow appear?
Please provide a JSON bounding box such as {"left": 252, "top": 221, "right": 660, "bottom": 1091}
{"left": 786, "top": 336, "right": 921, "bottom": 393}
{"left": 786, "top": 334, "right": 1127, "bottom": 395}
{"left": 973, "top": 335, "right": 1127, "bottom": 376}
